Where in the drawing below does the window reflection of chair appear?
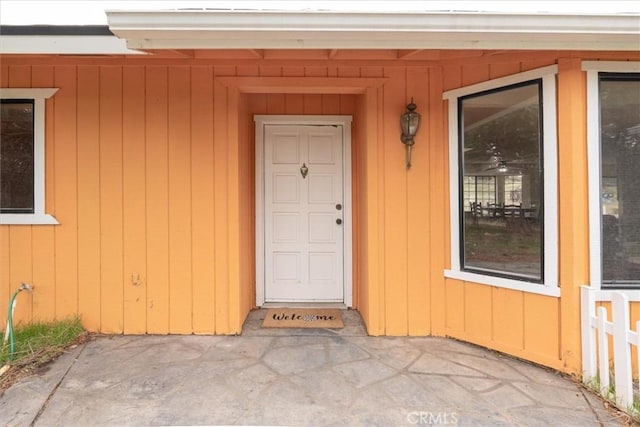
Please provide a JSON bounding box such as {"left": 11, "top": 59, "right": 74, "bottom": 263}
{"left": 503, "top": 203, "right": 523, "bottom": 218}
{"left": 487, "top": 203, "right": 503, "bottom": 218}
{"left": 525, "top": 204, "right": 540, "bottom": 223}
{"left": 470, "top": 201, "right": 482, "bottom": 224}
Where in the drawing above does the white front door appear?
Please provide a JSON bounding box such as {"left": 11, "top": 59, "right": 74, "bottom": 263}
{"left": 263, "top": 123, "right": 345, "bottom": 302}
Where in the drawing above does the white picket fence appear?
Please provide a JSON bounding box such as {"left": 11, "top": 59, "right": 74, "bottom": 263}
{"left": 581, "top": 286, "right": 640, "bottom": 410}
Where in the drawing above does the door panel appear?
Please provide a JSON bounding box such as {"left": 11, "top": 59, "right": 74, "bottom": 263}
{"left": 308, "top": 175, "right": 336, "bottom": 203}
{"left": 273, "top": 174, "right": 299, "bottom": 203}
{"left": 264, "top": 124, "right": 344, "bottom": 302}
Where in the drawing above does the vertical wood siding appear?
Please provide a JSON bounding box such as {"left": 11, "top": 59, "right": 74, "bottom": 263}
{"left": 122, "top": 66, "right": 147, "bottom": 333}
{"left": 53, "top": 66, "right": 79, "bottom": 321}
{"left": 428, "top": 66, "right": 447, "bottom": 336}
{"left": 0, "top": 52, "right": 636, "bottom": 374}
{"left": 557, "top": 58, "right": 589, "bottom": 370}
{"left": 7, "top": 66, "right": 34, "bottom": 324}
{"left": 76, "top": 65, "right": 101, "bottom": 331}
{"left": 1, "top": 64, "right": 232, "bottom": 333}
{"left": 99, "top": 66, "right": 124, "bottom": 333}
{"left": 189, "top": 66, "right": 215, "bottom": 334}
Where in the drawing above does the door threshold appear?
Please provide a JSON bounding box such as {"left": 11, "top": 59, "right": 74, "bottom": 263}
{"left": 261, "top": 302, "right": 348, "bottom": 309}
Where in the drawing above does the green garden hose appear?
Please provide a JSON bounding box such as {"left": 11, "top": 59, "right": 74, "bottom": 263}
{"left": 3, "top": 283, "right": 34, "bottom": 361}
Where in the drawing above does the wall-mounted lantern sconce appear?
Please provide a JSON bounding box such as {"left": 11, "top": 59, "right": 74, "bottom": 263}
{"left": 400, "top": 98, "right": 421, "bottom": 169}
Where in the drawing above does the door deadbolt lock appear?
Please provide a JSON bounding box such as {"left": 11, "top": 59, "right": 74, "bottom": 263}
{"left": 336, "top": 218, "right": 342, "bottom": 225}
{"left": 336, "top": 203, "right": 342, "bottom": 210}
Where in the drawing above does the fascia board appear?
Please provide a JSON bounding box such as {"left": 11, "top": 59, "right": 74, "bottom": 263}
{"left": 106, "top": 10, "right": 640, "bottom": 34}
{"left": 123, "top": 32, "right": 640, "bottom": 51}
{"left": 106, "top": 10, "right": 640, "bottom": 51}
{"left": 0, "top": 35, "right": 145, "bottom": 54}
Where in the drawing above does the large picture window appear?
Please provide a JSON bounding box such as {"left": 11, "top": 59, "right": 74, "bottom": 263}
{"left": 444, "top": 66, "right": 558, "bottom": 297}
{"left": 599, "top": 74, "right": 640, "bottom": 286}
{"left": 585, "top": 66, "right": 640, "bottom": 289}
{"left": 586, "top": 62, "right": 640, "bottom": 291}
{"left": 0, "top": 88, "right": 58, "bottom": 225}
{"left": 460, "top": 81, "right": 543, "bottom": 281}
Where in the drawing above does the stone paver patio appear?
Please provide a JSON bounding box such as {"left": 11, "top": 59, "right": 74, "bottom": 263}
{"left": 0, "top": 309, "right": 627, "bottom": 426}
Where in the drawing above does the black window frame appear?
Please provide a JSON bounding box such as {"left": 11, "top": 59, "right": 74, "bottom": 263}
{"left": 1, "top": 98, "right": 36, "bottom": 214}
{"left": 598, "top": 72, "right": 640, "bottom": 289}
{"left": 457, "top": 79, "right": 545, "bottom": 283}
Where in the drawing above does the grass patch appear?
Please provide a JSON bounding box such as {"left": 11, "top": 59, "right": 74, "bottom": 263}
{"left": 0, "top": 317, "right": 89, "bottom": 394}
{"left": 583, "top": 375, "right": 639, "bottom": 425}
{"left": 465, "top": 222, "right": 541, "bottom": 258}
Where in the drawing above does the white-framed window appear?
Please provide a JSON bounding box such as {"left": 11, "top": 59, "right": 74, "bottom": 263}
{"left": 585, "top": 61, "right": 640, "bottom": 293}
{"left": 0, "top": 88, "right": 58, "bottom": 225}
{"left": 443, "top": 66, "right": 559, "bottom": 297}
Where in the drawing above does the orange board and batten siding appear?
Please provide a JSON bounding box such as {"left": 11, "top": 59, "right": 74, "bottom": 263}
{"left": 0, "top": 51, "right": 636, "bottom": 374}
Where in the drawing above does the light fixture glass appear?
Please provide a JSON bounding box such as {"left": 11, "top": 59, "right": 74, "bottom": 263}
{"left": 400, "top": 98, "right": 421, "bottom": 169}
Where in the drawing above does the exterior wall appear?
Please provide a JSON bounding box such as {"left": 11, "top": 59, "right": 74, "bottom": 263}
{"left": 355, "top": 93, "right": 371, "bottom": 326}
{"left": 355, "top": 66, "right": 436, "bottom": 336}
{"left": 1, "top": 51, "right": 638, "bottom": 374}
{"left": 557, "top": 58, "right": 590, "bottom": 371}
{"left": 1, "top": 63, "right": 248, "bottom": 334}
{"left": 237, "top": 92, "right": 255, "bottom": 326}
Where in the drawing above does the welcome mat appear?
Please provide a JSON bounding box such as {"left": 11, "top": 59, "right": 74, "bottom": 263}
{"left": 262, "top": 308, "right": 344, "bottom": 329}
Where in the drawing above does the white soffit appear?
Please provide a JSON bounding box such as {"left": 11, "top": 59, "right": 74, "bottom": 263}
{"left": 0, "top": 35, "right": 144, "bottom": 55}
{"left": 106, "top": 9, "right": 640, "bottom": 51}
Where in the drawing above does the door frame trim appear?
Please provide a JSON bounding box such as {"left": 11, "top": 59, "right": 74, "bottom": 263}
{"left": 254, "top": 115, "right": 353, "bottom": 307}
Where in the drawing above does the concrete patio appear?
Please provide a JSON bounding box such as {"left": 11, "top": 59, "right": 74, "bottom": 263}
{"left": 0, "top": 309, "right": 627, "bottom": 426}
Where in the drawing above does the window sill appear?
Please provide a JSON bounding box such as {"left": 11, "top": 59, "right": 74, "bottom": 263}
{"left": 0, "top": 213, "right": 59, "bottom": 225}
{"left": 444, "top": 269, "right": 561, "bottom": 297}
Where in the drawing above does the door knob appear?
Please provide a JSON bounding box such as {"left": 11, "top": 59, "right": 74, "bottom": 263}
{"left": 336, "top": 203, "right": 342, "bottom": 210}
{"left": 336, "top": 218, "right": 342, "bottom": 225}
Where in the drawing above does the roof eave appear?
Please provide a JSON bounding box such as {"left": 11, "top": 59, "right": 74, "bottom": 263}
{"left": 107, "top": 9, "right": 640, "bottom": 51}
